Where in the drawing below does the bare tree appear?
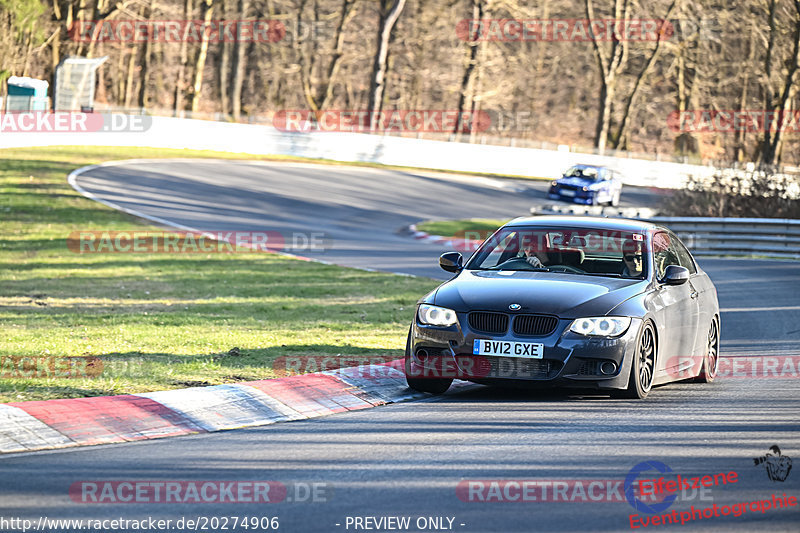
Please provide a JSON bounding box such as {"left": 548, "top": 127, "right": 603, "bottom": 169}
{"left": 761, "top": 0, "right": 800, "bottom": 164}
{"left": 610, "top": 0, "right": 679, "bottom": 150}
{"left": 1, "top": 0, "right": 798, "bottom": 165}
{"left": 367, "top": 0, "right": 406, "bottom": 117}
{"left": 231, "top": 0, "right": 250, "bottom": 119}
{"left": 190, "top": 0, "right": 215, "bottom": 112}
{"left": 137, "top": 0, "right": 156, "bottom": 109}
{"left": 173, "top": 0, "right": 194, "bottom": 113}
{"left": 297, "top": 0, "right": 357, "bottom": 112}
{"left": 584, "top": 0, "right": 630, "bottom": 153}
{"left": 453, "top": 0, "right": 484, "bottom": 135}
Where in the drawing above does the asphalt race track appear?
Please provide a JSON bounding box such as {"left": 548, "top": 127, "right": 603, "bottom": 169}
{"left": 2, "top": 160, "right": 798, "bottom": 532}
{"left": 67, "top": 160, "right": 662, "bottom": 278}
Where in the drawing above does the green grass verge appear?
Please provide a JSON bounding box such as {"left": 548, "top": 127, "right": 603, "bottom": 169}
{"left": 415, "top": 218, "right": 511, "bottom": 240}
{"left": 0, "top": 146, "right": 438, "bottom": 403}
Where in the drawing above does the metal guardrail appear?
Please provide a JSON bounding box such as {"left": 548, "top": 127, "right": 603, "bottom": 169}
{"left": 531, "top": 205, "right": 800, "bottom": 259}
{"left": 649, "top": 217, "right": 800, "bottom": 259}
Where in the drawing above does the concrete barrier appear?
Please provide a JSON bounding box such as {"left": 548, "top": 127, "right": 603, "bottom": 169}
{"left": 0, "top": 114, "right": 714, "bottom": 188}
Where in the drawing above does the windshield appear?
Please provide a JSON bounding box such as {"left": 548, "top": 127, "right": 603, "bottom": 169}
{"left": 467, "top": 227, "right": 648, "bottom": 279}
{"left": 564, "top": 166, "right": 601, "bottom": 181}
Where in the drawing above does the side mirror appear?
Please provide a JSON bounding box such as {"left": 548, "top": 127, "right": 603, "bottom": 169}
{"left": 439, "top": 252, "right": 463, "bottom": 273}
{"left": 662, "top": 264, "right": 690, "bottom": 285}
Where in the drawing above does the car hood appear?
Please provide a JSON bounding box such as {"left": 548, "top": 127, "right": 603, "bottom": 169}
{"left": 432, "top": 270, "right": 646, "bottom": 318}
{"left": 558, "top": 176, "right": 600, "bottom": 187}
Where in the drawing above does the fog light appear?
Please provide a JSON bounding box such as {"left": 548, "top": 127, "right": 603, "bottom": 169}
{"left": 415, "top": 349, "right": 429, "bottom": 362}
{"left": 600, "top": 361, "right": 617, "bottom": 375}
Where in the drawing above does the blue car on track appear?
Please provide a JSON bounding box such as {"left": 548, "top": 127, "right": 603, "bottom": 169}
{"left": 548, "top": 165, "right": 622, "bottom": 206}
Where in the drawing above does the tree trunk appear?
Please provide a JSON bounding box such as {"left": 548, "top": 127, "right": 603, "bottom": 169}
{"left": 296, "top": 0, "right": 316, "bottom": 110}
{"left": 610, "top": 1, "right": 678, "bottom": 150}
{"left": 136, "top": 0, "right": 155, "bottom": 110}
{"left": 367, "top": 0, "right": 406, "bottom": 119}
{"left": 124, "top": 46, "right": 136, "bottom": 108}
{"left": 114, "top": 48, "right": 125, "bottom": 104}
{"left": 297, "top": 0, "right": 356, "bottom": 112}
{"left": 50, "top": 0, "right": 75, "bottom": 101}
{"left": 191, "top": 0, "right": 215, "bottom": 113}
{"left": 594, "top": 81, "right": 615, "bottom": 152}
{"left": 584, "top": 0, "right": 630, "bottom": 153}
{"left": 735, "top": 25, "right": 756, "bottom": 162}
{"left": 231, "top": 0, "right": 250, "bottom": 120}
{"left": 762, "top": 0, "right": 800, "bottom": 165}
{"left": 319, "top": 0, "right": 357, "bottom": 110}
{"left": 174, "top": 0, "right": 194, "bottom": 114}
{"left": 453, "top": 0, "right": 484, "bottom": 135}
{"left": 761, "top": 0, "right": 779, "bottom": 163}
{"left": 219, "top": 0, "right": 230, "bottom": 116}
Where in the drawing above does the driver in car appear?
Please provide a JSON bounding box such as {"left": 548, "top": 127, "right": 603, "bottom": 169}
{"left": 621, "top": 239, "right": 643, "bottom": 277}
{"left": 519, "top": 233, "right": 550, "bottom": 268}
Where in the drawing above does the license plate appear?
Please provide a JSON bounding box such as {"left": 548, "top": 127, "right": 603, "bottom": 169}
{"left": 473, "top": 339, "right": 544, "bottom": 358}
{"left": 560, "top": 189, "right": 576, "bottom": 197}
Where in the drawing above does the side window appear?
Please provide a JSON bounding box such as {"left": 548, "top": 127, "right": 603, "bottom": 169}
{"left": 653, "top": 232, "right": 680, "bottom": 279}
{"left": 671, "top": 234, "right": 697, "bottom": 274}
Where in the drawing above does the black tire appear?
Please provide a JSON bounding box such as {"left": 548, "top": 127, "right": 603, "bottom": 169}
{"left": 404, "top": 328, "right": 453, "bottom": 394}
{"left": 694, "top": 317, "right": 720, "bottom": 383}
{"left": 615, "top": 321, "right": 656, "bottom": 399}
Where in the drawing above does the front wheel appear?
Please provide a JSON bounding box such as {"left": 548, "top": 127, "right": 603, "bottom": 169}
{"left": 615, "top": 321, "right": 656, "bottom": 399}
{"left": 694, "top": 318, "right": 719, "bottom": 383}
{"left": 404, "top": 329, "right": 453, "bottom": 394}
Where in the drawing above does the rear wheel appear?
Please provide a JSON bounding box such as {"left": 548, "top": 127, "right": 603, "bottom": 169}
{"left": 404, "top": 329, "right": 453, "bottom": 394}
{"left": 694, "top": 318, "right": 719, "bottom": 383}
{"left": 615, "top": 321, "right": 656, "bottom": 399}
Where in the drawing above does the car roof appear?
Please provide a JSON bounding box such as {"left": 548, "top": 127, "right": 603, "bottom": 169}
{"left": 503, "top": 215, "right": 660, "bottom": 233}
{"left": 568, "top": 164, "right": 607, "bottom": 170}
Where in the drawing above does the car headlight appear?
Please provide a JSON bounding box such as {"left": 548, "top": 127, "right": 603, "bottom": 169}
{"left": 569, "top": 316, "right": 631, "bottom": 337}
{"left": 418, "top": 304, "right": 458, "bottom": 327}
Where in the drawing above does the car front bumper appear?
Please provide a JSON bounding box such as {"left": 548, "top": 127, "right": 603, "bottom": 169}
{"left": 408, "top": 316, "right": 643, "bottom": 390}
{"left": 548, "top": 189, "right": 597, "bottom": 204}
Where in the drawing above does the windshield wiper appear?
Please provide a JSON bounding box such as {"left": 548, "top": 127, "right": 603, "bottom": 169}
{"left": 486, "top": 266, "right": 550, "bottom": 272}
{"left": 552, "top": 270, "right": 624, "bottom": 278}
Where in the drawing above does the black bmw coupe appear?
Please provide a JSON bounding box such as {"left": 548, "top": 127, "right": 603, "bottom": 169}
{"left": 405, "top": 216, "right": 720, "bottom": 399}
